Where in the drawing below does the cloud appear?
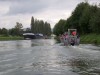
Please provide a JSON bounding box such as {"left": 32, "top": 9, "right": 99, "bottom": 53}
{"left": 6, "top": 0, "right": 46, "bottom": 15}
{"left": 1, "top": 0, "right": 100, "bottom": 15}
{"left": 6, "top": 0, "right": 83, "bottom": 15}
{"left": 0, "top": 0, "right": 100, "bottom": 29}
{"left": 0, "top": 14, "right": 32, "bottom": 28}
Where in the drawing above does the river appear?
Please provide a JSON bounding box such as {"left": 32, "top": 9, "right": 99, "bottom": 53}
{"left": 0, "top": 39, "right": 100, "bottom": 75}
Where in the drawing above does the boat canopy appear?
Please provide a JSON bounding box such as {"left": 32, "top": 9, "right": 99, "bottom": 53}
{"left": 23, "top": 33, "right": 35, "bottom": 36}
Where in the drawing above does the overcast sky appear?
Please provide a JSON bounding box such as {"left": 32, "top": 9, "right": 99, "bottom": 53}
{"left": 0, "top": 0, "right": 99, "bottom": 29}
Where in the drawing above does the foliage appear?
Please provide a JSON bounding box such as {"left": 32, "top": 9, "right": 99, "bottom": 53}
{"left": 31, "top": 16, "right": 51, "bottom": 36}
{"left": 89, "top": 7, "right": 100, "bottom": 33}
{"left": 53, "top": 2, "right": 100, "bottom": 36}
{"left": 31, "top": 17, "right": 34, "bottom": 33}
{"left": 80, "top": 34, "right": 100, "bottom": 44}
{"left": 9, "top": 22, "right": 23, "bottom": 36}
{"left": 0, "top": 16, "right": 51, "bottom": 37}
{"left": 53, "top": 19, "right": 66, "bottom": 36}
{"left": 0, "top": 28, "right": 8, "bottom": 36}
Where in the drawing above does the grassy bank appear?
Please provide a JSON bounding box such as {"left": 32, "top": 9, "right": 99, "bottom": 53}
{"left": 0, "top": 36, "right": 24, "bottom": 41}
{"left": 80, "top": 34, "right": 100, "bottom": 44}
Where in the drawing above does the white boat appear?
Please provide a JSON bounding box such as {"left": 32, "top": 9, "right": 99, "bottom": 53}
{"left": 23, "top": 33, "right": 44, "bottom": 39}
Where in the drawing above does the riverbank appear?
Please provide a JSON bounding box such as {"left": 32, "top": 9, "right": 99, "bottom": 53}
{"left": 0, "top": 36, "right": 24, "bottom": 41}
{"left": 80, "top": 34, "right": 100, "bottom": 44}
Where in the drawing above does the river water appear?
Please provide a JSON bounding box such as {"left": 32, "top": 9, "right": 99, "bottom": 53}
{"left": 0, "top": 39, "right": 100, "bottom": 75}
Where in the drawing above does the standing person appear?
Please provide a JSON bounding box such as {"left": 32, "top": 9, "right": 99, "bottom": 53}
{"left": 63, "top": 34, "right": 66, "bottom": 46}
{"left": 70, "top": 38, "right": 75, "bottom": 46}
{"left": 63, "top": 32, "right": 70, "bottom": 46}
{"left": 72, "top": 31, "right": 76, "bottom": 36}
{"left": 65, "top": 32, "right": 69, "bottom": 46}
{"left": 77, "top": 33, "right": 80, "bottom": 45}
{"left": 59, "top": 34, "right": 63, "bottom": 43}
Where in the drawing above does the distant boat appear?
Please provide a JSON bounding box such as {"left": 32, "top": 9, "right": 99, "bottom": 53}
{"left": 23, "top": 33, "right": 44, "bottom": 39}
{"left": 35, "top": 33, "right": 44, "bottom": 39}
{"left": 23, "top": 33, "right": 35, "bottom": 39}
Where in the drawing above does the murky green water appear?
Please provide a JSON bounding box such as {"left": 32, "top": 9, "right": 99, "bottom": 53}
{"left": 0, "top": 39, "right": 100, "bottom": 75}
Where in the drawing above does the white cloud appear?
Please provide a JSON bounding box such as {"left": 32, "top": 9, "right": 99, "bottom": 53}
{"left": 0, "top": 0, "right": 100, "bottom": 29}
{"left": 32, "top": 9, "right": 71, "bottom": 28}
{"left": 0, "top": 14, "right": 32, "bottom": 28}
{"left": 0, "top": 2, "right": 9, "bottom": 15}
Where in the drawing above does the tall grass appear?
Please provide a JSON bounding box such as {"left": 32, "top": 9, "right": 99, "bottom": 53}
{"left": 80, "top": 34, "right": 100, "bottom": 44}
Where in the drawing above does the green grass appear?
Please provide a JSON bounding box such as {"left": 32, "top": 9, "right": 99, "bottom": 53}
{"left": 0, "top": 36, "right": 24, "bottom": 41}
{"left": 80, "top": 34, "right": 100, "bottom": 44}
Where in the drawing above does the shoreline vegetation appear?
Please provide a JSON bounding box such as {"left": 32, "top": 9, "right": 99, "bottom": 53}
{"left": 0, "top": 17, "right": 52, "bottom": 41}
{"left": 0, "top": 17, "right": 51, "bottom": 41}
{"left": 80, "top": 34, "right": 100, "bottom": 45}
{"left": 0, "top": 34, "right": 100, "bottom": 45}
{"left": 0, "top": 36, "right": 23, "bottom": 41}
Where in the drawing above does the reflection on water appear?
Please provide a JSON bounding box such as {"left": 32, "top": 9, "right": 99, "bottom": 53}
{"left": 0, "top": 39, "right": 56, "bottom": 49}
{"left": 0, "top": 39, "right": 100, "bottom": 75}
{"left": 31, "top": 39, "right": 57, "bottom": 46}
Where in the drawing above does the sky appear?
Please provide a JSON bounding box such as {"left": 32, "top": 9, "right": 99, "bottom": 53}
{"left": 0, "top": 0, "right": 99, "bottom": 29}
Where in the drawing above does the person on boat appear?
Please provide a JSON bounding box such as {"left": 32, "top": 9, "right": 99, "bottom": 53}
{"left": 72, "top": 31, "right": 76, "bottom": 36}
{"left": 70, "top": 38, "right": 75, "bottom": 46}
{"left": 64, "top": 32, "right": 69, "bottom": 46}
{"left": 63, "top": 33, "right": 66, "bottom": 46}
{"left": 76, "top": 33, "right": 80, "bottom": 45}
{"left": 59, "top": 34, "right": 63, "bottom": 43}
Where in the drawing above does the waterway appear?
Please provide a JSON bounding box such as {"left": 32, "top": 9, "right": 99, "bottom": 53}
{"left": 0, "top": 39, "right": 100, "bottom": 75}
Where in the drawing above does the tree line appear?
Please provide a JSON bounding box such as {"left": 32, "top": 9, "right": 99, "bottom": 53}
{"left": 53, "top": 2, "right": 100, "bottom": 36}
{"left": 0, "top": 16, "right": 52, "bottom": 36}
{"left": 31, "top": 16, "right": 51, "bottom": 36}
{"left": 0, "top": 22, "right": 23, "bottom": 36}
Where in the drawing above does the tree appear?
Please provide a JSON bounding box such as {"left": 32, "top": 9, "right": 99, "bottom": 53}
{"left": 31, "top": 16, "right": 34, "bottom": 33}
{"left": 53, "top": 19, "right": 66, "bottom": 36}
{"left": 70, "top": 2, "right": 89, "bottom": 33}
{"left": 0, "top": 28, "right": 2, "bottom": 35}
{"left": 79, "top": 5, "right": 91, "bottom": 34}
{"left": 89, "top": 9, "right": 100, "bottom": 33}
{"left": 14, "top": 22, "right": 23, "bottom": 36}
{"left": 39, "top": 20, "right": 45, "bottom": 34}
{"left": 53, "top": 2, "right": 90, "bottom": 36}
{"left": 1, "top": 28, "right": 8, "bottom": 36}
{"left": 30, "top": 17, "right": 51, "bottom": 36}
{"left": 47, "top": 23, "right": 52, "bottom": 36}
{"left": 44, "top": 22, "right": 51, "bottom": 36}
{"left": 53, "top": 2, "right": 100, "bottom": 35}
{"left": 9, "top": 28, "right": 17, "bottom": 36}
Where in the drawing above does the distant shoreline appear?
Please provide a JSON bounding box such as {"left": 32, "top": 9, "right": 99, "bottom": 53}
{"left": 0, "top": 34, "right": 100, "bottom": 45}
{"left": 0, "top": 36, "right": 24, "bottom": 41}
